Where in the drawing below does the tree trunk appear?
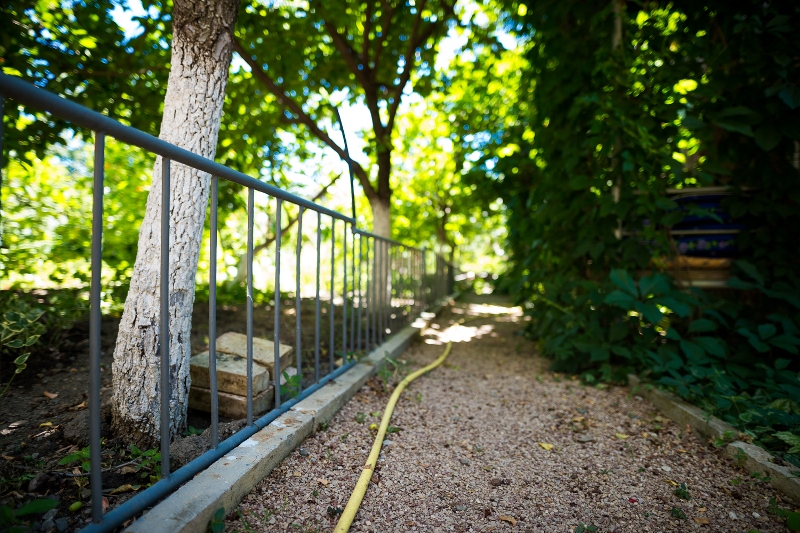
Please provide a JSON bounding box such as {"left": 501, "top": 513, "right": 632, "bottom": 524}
{"left": 111, "top": 0, "right": 239, "bottom": 446}
{"left": 370, "top": 196, "right": 391, "bottom": 238}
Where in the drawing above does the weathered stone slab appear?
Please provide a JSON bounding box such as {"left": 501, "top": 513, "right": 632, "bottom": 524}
{"left": 189, "top": 351, "right": 270, "bottom": 396}
{"left": 189, "top": 385, "right": 274, "bottom": 419}
{"left": 189, "top": 367, "right": 298, "bottom": 419}
{"left": 215, "top": 332, "right": 293, "bottom": 379}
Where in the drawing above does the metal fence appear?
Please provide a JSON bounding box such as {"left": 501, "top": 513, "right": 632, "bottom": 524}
{"left": 0, "top": 73, "right": 456, "bottom": 532}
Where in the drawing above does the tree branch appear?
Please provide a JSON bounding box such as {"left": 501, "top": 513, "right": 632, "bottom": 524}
{"left": 362, "top": 1, "right": 373, "bottom": 64}
{"left": 233, "top": 37, "right": 376, "bottom": 198}
{"left": 253, "top": 173, "right": 341, "bottom": 256}
{"left": 385, "top": 0, "right": 451, "bottom": 134}
{"left": 372, "top": 1, "right": 397, "bottom": 68}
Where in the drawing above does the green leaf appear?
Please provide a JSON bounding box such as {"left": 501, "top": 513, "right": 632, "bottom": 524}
{"left": 680, "top": 340, "right": 706, "bottom": 361}
{"left": 779, "top": 86, "right": 800, "bottom": 110}
{"left": 78, "top": 37, "right": 97, "bottom": 49}
{"left": 755, "top": 124, "right": 781, "bottom": 151}
{"left": 590, "top": 347, "right": 610, "bottom": 362}
{"left": 636, "top": 301, "right": 663, "bottom": 325}
{"left": 770, "top": 335, "right": 800, "bottom": 354}
{"left": 657, "top": 297, "right": 691, "bottom": 318}
{"left": 738, "top": 328, "right": 770, "bottom": 353}
{"left": 604, "top": 290, "right": 635, "bottom": 309}
{"left": 609, "top": 269, "right": 638, "bottom": 297}
{"left": 787, "top": 510, "right": 800, "bottom": 531}
{"left": 609, "top": 322, "right": 628, "bottom": 342}
{"left": 13, "top": 353, "right": 30, "bottom": 366}
{"left": 15, "top": 498, "right": 60, "bottom": 517}
{"left": 735, "top": 261, "right": 764, "bottom": 286}
{"left": 773, "top": 432, "right": 800, "bottom": 454}
{"left": 693, "top": 337, "right": 726, "bottom": 357}
{"left": 758, "top": 323, "right": 777, "bottom": 340}
{"left": 24, "top": 335, "right": 41, "bottom": 347}
{"left": 5, "top": 339, "right": 24, "bottom": 349}
{"left": 638, "top": 274, "right": 669, "bottom": 297}
{"left": 689, "top": 319, "right": 717, "bottom": 333}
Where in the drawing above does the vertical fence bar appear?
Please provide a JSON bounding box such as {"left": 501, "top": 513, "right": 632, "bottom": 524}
{"left": 160, "top": 157, "right": 171, "bottom": 478}
{"left": 209, "top": 177, "right": 219, "bottom": 449}
{"left": 377, "top": 240, "right": 383, "bottom": 344}
{"left": 329, "top": 219, "right": 336, "bottom": 373}
{"left": 342, "top": 224, "right": 347, "bottom": 364}
{"left": 89, "top": 132, "right": 104, "bottom": 523}
{"left": 295, "top": 206, "right": 303, "bottom": 394}
{"left": 350, "top": 226, "right": 355, "bottom": 356}
{"left": 371, "top": 237, "right": 377, "bottom": 349}
{"left": 365, "top": 237, "right": 371, "bottom": 352}
{"left": 315, "top": 213, "right": 321, "bottom": 383}
{"left": 246, "top": 188, "right": 254, "bottom": 426}
{"left": 274, "top": 198, "right": 283, "bottom": 409}
{"left": 381, "top": 240, "right": 386, "bottom": 344}
{"left": 357, "top": 234, "right": 363, "bottom": 354}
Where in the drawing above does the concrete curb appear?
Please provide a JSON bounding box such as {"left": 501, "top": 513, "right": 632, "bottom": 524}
{"left": 628, "top": 374, "right": 800, "bottom": 503}
{"left": 124, "top": 304, "right": 447, "bottom": 533}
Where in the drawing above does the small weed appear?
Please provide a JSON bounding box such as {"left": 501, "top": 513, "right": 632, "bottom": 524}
{"left": 354, "top": 412, "right": 367, "bottom": 424}
{"left": 767, "top": 497, "right": 800, "bottom": 530}
{"left": 670, "top": 507, "right": 687, "bottom": 520}
{"left": 730, "top": 477, "right": 742, "bottom": 486}
{"left": 386, "top": 426, "right": 402, "bottom": 434}
{"left": 673, "top": 483, "right": 691, "bottom": 500}
{"left": 281, "top": 371, "right": 302, "bottom": 399}
{"left": 183, "top": 426, "right": 204, "bottom": 437}
{"left": 208, "top": 507, "right": 225, "bottom": 533}
{"left": 638, "top": 467, "right": 646, "bottom": 472}
{"left": 370, "top": 411, "right": 381, "bottom": 417}
{"left": 712, "top": 430, "right": 736, "bottom": 448}
{"left": 327, "top": 506, "right": 343, "bottom": 517}
{"left": 575, "top": 524, "right": 597, "bottom": 533}
{"left": 312, "top": 489, "right": 318, "bottom": 498}
{"left": 340, "top": 433, "right": 349, "bottom": 443}
{"left": 734, "top": 447, "right": 748, "bottom": 468}
{"left": 59, "top": 446, "right": 91, "bottom": 472}
{"left": 319, "top": 422, "right": 329, "bottom": 432}
{"left": 750, "top": 471, "right": 772, "bottom": 483}
{"left": 535, "top": 375, "right": 544, "bottom": 383}
{"left": 236, "top": 509, "right": 256, "bottom": 533}
{"left": 0, "top": 499, "right": 60, "bottom": 532}
{"left": 415, "top": 392, "right": 423, "bottom": 403}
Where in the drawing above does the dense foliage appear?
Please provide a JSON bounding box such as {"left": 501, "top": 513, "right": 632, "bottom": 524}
{"left": 473, "top": 0, "right": 800, "bottom": 465}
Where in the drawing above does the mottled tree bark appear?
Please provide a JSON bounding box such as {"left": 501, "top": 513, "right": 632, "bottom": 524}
{"left": 111, "top": 0, "right": 239, "bottom": 445}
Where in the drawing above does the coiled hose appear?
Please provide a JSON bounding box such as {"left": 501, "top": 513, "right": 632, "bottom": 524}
{"left": 333, "top": 315, "right": 478, "bottom": 532}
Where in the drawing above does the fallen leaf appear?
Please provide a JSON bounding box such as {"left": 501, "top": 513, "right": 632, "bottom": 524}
{"left": 120, "top": 465, "right": 139, "bottom": 475}
{"left": 1, "top": 455, "right": 14, "bottom": 461}
{"left": 110, "top": 484, "right": 141, "bottom": 495}
{"left": 697, "top": 507, "right": 707, "bottom": 512}
{"left": 102, "top": 497, "right": 109, "bottom": 512}
{"left": 317, "top": 478, "right": 328, "bottom": 486}
{"left": 69, "top": 368, "right": 78, "bottom": 373}
{"left": 43, "top": 391, "right": 58, "bottom": 399}
{"left": 641, "top": 432, "right": 648, "bottom": 438}
{"left": 69, "top": 401, "right": 87, "bottom": 411}
{"left": 693, "top": 517, "right": 710, "bottom": 525}
{"left": 678, "top": 449, "right": 687, "bottom": 453}
{"left": 499, "top": 515, "right": 517, "bottom": 526}
{"left": 293, "top": 471, "right": 301, "bottom": 477}
{"left": 538, "top": 442, "right": 554, "bottom": 451}
{"left": 665, "top": 479, "right": 679, "bottom": 486}
{"left": 615, "top": 433, "right": 629, "bottom": 440}
{"left": 39, "top": 422, "right": 53, "bottom": 428}
{"left": 572, "top": 416, "right": 585, "bottom": 423}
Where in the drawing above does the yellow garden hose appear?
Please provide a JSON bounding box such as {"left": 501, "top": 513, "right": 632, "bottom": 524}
{"left": 333, "top": 315, "right": 478, "bottom": 532}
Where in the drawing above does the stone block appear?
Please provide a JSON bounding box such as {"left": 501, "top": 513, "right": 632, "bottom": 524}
{"left": 190, "top": 351, "right": 270, "bottom": 396}
{"left": 216, "top": 332, "right": 293, "bottom": 380}
{"left": 189, "top": 385, "right": 274, "bottom": 419}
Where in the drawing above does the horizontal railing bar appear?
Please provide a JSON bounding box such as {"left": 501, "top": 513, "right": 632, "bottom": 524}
{"left": 0, "top": 74, "right": 354, "bottom": 224}
{"left": 353, "top": 228, "right": 415, "bottom": 249}
{"left": 79, "top": 360, "right": 357, "bottom": 533}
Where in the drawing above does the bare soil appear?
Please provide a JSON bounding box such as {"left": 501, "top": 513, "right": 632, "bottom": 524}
{"left": 0, "top": 297, "right": 393, "bottom": 532}
{"left": 226, "top": 296, "right": 798, "bottom": 532}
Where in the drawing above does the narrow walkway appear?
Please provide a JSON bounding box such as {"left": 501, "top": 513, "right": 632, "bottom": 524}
{"left": 227, "top": 296, "right": 789, "bottom": 532}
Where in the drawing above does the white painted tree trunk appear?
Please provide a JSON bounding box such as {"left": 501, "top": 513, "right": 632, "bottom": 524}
{"left": 111, "top": 0, "right": 239, "bottom": 445}
{"left": 370, "top": 196, "right": 391, "bottom": 238}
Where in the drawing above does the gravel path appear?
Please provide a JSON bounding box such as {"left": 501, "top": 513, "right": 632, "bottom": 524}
{"left": 226, "top": 297, "right": 794, "bottom": 532}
